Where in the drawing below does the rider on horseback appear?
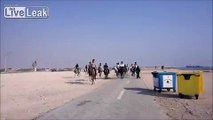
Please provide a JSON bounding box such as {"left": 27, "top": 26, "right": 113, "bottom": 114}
{"left": 74, "top": 63, "right": 80, "bottom": 76}
{"left": 75, "top": 64, "right": 79, "bottom": 69}
{"left": 88, "top": 59, "right": 97, "bottom": 85}
{"left": 119, "top": 61, "right": 125, "bottom": 79}
{"left": 103, "top": 63, "right": 110, "bottom": 79}
{"left": 98, "top": 63, "right": 103, "bottom": 77}
{"left": 91, "top": 59, "right": 97, "bottom": 79}
{"left": 84, "top": 65, "right": 88, "bottom": 73}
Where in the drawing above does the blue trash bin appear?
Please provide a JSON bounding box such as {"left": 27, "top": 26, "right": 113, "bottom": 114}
{"left": 151, "top": 71, "right": 176, "bottom": 93}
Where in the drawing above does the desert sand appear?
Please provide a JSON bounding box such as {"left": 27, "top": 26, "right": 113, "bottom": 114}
{"left": 1, "top": 71, "right": 114, "bottom": 119}
{"left": 1, "top": 69, "right": 212, "bottom": 119}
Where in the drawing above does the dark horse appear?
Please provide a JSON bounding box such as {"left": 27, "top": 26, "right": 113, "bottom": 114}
{"left": 119, "top": 66, "right": 126, "bottom": 79}
{"left": 103, "top": 65, "right": 109, "bottom": 79}
{"left": 74, "top": 68, "right": 80, "bottom": 76}
{"left": 113, "top": 66, "right": 127, "bottom": 79}
{"left": 88, "top": 66, "right": 96, "bottom": 85}
{"left": 104, "top": 69, "right": 109, "bottom": 79}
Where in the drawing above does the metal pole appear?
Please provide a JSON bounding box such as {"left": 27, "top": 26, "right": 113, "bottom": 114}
{"left": 4, "top": 55, "right": 7, "bottom": 72}
{"left": 4, "top": 52, "right": 12, "bottom": 72}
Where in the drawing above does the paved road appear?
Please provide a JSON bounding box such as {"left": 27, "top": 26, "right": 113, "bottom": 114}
{"left": 36, "top": 76, "right": 168, "bottom": 119}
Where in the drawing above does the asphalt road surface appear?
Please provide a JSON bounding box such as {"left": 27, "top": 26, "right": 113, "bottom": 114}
{"left": 36, "top": 75, "right": 168, "bottom": 119}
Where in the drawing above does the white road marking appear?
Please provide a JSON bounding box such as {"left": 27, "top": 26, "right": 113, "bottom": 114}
{"left": 117, "top": 89, "right": 125, "bottom": 100}
{"left": 126, "top": 80, "right": 130, "bottom": 84}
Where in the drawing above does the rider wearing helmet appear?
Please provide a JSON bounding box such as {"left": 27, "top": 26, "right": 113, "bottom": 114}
{"left": 103, "top": 63, "right": 109, "bottom": 70}
{"left": 119, "top": 61, "right": 125, "bottom": 78}
{"left": 120, "top": 61, "right": 124, "bottom": 67}
{"left": 103, "top": 63, "right": 110, "bottom": 78}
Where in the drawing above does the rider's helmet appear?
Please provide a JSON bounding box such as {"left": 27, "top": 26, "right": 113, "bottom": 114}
{"left": 92, "top": 59, "right": 95, "bottom": 62}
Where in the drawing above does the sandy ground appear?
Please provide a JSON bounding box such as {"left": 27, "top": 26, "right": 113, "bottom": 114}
{"left": 1, "top": 71, "right": 114, "bottom": 120}
{"left": 141, "top": 69, "right": 213, "bottom": 119}
{"left": 1, "top": 69, "right": 212, "bottom": 120}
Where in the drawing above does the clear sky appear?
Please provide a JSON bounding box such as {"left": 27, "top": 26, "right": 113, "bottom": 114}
{"left": 0, "top": 0, "right": 212, "bottom": 68}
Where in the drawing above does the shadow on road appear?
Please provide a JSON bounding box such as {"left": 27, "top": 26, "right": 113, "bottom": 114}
{"left": 65, "top": 79, "right": 89, "bottom": 85}
{"left": 96, "top": 77, "right": 116, "bottom": 80}
{"left": 62, "top": 76, "right": 74, "bottom": 79}
{"left": 75, "top": 79, "right": 87, "bottom": 81}
{"left": 65, "top": 81, "right": 85, "bottom": 85}
{"left": 124, "top": 87, "right": 179, "bottom": 98}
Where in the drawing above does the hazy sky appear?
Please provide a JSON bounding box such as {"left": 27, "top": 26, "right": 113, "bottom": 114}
{"left": 1, "top": 0, "right": 212, "bottom": 68}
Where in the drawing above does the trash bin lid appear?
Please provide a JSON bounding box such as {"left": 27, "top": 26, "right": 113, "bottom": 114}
{"left": 177, "top": 72, "right": 200, "bottom": 76}
{"left": 151, "top": 71, "right": 159, "bottom": 77}
{"left": 157, "top": 72, "right": 176, "bottom": 75}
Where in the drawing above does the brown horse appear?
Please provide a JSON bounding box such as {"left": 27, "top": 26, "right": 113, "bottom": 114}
{"left": 88, "top": 66, "right": 96, "bottom": 85}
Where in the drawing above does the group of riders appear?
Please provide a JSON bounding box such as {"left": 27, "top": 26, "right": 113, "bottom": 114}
{"left": 74, "top": 59, "right": 141, "bottom": 85}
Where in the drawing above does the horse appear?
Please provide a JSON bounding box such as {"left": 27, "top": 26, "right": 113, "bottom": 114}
{"left": 88, "top": 66, "right": 96, "bottom": 85}
{"left": 98, "top": 66, "right": 103, "bottom": 78}
{"left": 130, "top": 66, "right": 136, "bottom": 76}
{"left": 104, "top": 68, "right": 110, "bottom": 79}
{"left": 74, "top": 68, "right": 80, "bottom": 76}
{"left": 113, "top": 67, "right": 119, "bottom": 77}
{"left": 119, "top": 66, "right": 126, "bottom": 79}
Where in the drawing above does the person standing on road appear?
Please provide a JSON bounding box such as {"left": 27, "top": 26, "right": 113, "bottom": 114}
{"left": 161, "top": 66, "right": 165, "bottom": 71}
{"left": 136, "top": 65, "right": 141, "bottom": 79}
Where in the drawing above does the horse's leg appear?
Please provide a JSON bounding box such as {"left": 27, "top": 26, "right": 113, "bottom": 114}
{"left": 77, "top": 70, "right": 79, "bottom": 76}
{"left": 91, "top": 78, "right": 94, "bottom": 85}
{"left": 121, "top": 70, "right": 124, "bottom": 79}
{"left": 92, "top": 75, "right": 95, "bottom": 85}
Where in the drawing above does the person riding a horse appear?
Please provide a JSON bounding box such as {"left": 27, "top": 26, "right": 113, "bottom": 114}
{"left": 98, "top": 63, "right": 103, "bottom": 77}
{"left": 88, "top": 59, "right": 97, "bottom": 84}
{"left": 103, "top": 63, "right": 110, "bottom": 79}
{"left": 84, "top": 65, "right": 88, "bottom": 73}
{"left": 119, "top": 61, "right": 125, "bottom": 79}
{"left": 115, "top": 62, "right": 119, "bottom": 77}
{"left": 74, "top": 63, "right": 80, "bottom": 76}
{"left": 130, "top": 64, "right": 135, "bottom": 76}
